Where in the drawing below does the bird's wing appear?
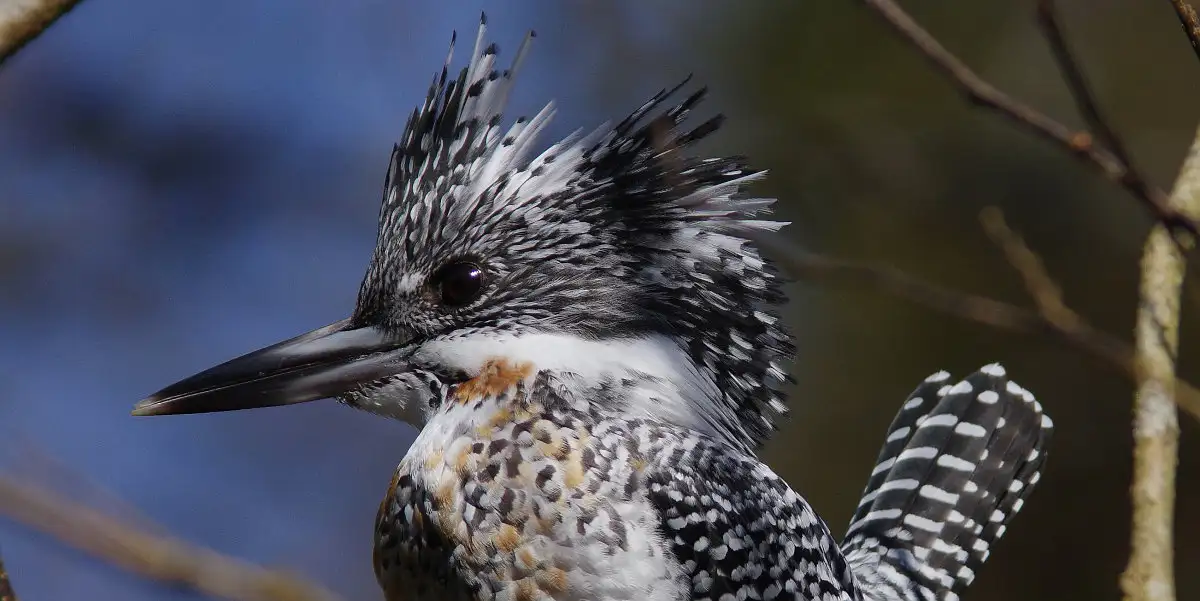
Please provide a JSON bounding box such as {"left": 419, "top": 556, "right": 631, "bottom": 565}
{"left": 642, "top": 432, "right": 861, "bottom": 601}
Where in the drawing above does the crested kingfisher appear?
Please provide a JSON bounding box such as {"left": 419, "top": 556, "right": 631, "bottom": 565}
{"left": 133, "top": 16, "right": 1053, "bottom": 601}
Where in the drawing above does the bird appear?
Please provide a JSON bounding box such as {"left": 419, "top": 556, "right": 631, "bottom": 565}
{"left": 133, "top": 16, "right": 1053, "bottom": 601}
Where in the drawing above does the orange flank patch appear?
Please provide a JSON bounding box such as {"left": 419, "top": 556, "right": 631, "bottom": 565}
{"left": 454, "top": 358, "right": 535, "bottom": 403}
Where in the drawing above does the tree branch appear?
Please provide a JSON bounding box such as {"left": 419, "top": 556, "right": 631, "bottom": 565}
{"left": 849, "top": 3, "right": 1200, "bottom": 601}
{"left": 1119, "top": 125, "right": 1200, "bottom": 601}
{"left": 857, "top": 0, "right": 1198, "bottom": 241}
{"left": 1170, "top": 0, "right": 1200, "bottom": 62}
{"left": 1035, "top": 0, "right": 1162, "bottom": 213}
{"left": 757, "top": 234, "right": 1200, "bottom": 421}
{"left": 0, "top": 475, "right": 345, "bottom": 601}
{"left": 0, "top": 0, "right": 84, "bottom": 67}
{"left": 979, "top": 206, "right": 1078, "bottom": 328}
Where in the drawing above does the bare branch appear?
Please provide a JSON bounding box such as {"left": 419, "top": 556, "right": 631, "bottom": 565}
{"left": 1120, "top": 127, "right": 1200, "bottom": 601}
{"left": 0, "top": 0, "right": 84, "bottom": 67}
{"left": 0, "top": 475, "right": 346, "bottom": 601}
{"left": 757, "top": 235, "right": 1200, "bottom": 422}
{"left": 979, "top": 206, "right": 1078, "bottom": 328}
{"left": 0, "top": 554, "right": 16, "bottom": 601}
{"left": 1036, "top": 0, "right": 1162, "bottom": 214}
{"left": 856, "top": 0, "right": 1198, "bottom": 240}
{"left": 848, "top": 3, "right": 1200, "bottom": 599}
{"left": 1170, "top": 0, "right": 1200, "bottom": 62}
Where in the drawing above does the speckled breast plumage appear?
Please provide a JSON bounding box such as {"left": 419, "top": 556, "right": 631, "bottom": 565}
{"left": 371, "top": 361, "right": 856, "bottom": 601}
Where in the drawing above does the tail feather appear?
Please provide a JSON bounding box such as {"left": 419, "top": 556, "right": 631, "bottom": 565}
{"left": 845, "top": 369, "right": 955, "bottom": 529}
{"left": 840, "top": 364, "right": 1052, "bottom": 601}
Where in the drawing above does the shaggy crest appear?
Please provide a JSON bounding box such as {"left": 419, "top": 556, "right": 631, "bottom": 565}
{"left": 354, "top": 15, "right": 794, "bottom": 451}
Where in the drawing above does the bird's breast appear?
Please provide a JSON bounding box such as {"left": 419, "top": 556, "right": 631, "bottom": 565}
{"left": 372, "top": 363, "right": 685, "bottom": 601}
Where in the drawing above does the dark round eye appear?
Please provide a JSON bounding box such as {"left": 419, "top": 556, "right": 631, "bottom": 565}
{"left": 432, "top": 261, "right": 485, "bottom": 307}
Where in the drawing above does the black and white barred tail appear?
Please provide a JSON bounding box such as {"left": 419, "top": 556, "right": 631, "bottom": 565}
{"left": 840, "top": 364, "right": 1052, "bottom": 601}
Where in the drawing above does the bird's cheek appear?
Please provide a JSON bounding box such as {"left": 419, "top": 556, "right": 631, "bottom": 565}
{"left": 341, "top": 373, "right": 442, "bottom": 428}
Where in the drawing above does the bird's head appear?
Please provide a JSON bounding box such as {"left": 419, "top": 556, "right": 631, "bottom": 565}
{"left": 133, "top": 18, "right": 794, "bottom": 451}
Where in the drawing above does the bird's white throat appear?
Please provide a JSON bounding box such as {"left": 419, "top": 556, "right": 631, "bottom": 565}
{"left": 413, "top": 332, "right": 726, "bottom": 437}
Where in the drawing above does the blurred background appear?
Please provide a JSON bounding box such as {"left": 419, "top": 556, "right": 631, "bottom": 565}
{"left": 1, "top": 1, "right": 1198, "bottom": 599}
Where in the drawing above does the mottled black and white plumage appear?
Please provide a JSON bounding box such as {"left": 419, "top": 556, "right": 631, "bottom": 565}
{"left": 134, "top": 15, "right": 1053, "bottom": 601}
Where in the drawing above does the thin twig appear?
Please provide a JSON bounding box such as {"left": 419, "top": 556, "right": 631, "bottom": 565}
{"left": 0, "top": 0, "right": 85, "bottom": 67}
{"left": 756, "top": 235, "right": 1200, "bottom": 421}
{"left": 0, "top": 475, "right": 345, "bottom": 601}
{"left": 0, "top": 554, "right": 16, "bottom": 601}
{"left": 977, "top": 206, "right": 1200, "bottom": 415}
{"left": 979, "top": 206, "right": 1078, "bottom": 328}
{"left": 1036, "top": 0, "right": 1162, "bottom": 214}
{"left": 1120, "top": 127, "right": 1200, "bottom": 601}
{"left": 857, "top": 0, "right": 1198, "bottom": 240}
{"left": 1170, "top": 0, "right": 1200, "bottom": 62}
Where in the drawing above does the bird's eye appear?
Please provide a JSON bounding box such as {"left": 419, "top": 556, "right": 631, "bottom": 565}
{"left": 431, "top": 261, "right": 485, "bottom": 307}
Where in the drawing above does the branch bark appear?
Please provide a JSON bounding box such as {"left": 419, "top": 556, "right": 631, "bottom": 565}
{"left": 1120, "top": 126, "right": 1200, "bottom": 601}
{"left": 0, "top": 0, "right": 83, "bottom": 67}
{"left": 0, "top": 475, "right": 345, "bottom": 601}
{"left": 1170, "top": 0, "right": 1200, "bottom": 62}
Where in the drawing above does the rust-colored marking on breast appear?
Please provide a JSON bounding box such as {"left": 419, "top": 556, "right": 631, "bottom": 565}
{"left": 452, "top": 443, "right": 474, "bottom": 474}
{"left": 495, "top": 523, "right": 522, "bottom": 553}
{"left": 515, "top": 577, "right": 539, "bottom": 601}
{"left": 488, "top": 406, "right": 514, "bottom": 426}
{"left": 536, "top": 567, "right": 569, "bottom": 594}
{"left": 515, "top": 544, "right": 539, "bottom": 570}
{"left": 435, "top": 473, "right": 457, "bottom": 509}
{"left": 534, "top": 515, "right": 558, "bottom": 536}
{"left": 454, "top": 358, "right": 535, "bottom": 403}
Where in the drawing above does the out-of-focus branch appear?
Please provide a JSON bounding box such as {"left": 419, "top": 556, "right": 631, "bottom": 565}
{"left": 980, "top": 206, "right": 1078, "bottom": 328}
{"left": 856, "top": 0, "right": 1198, "bottom": 242}
{"left": 1036, "top": 0, "right": 1161, "bottom": 213}
{"left": 757, "top": 235, "right": 1200, "bottom": 422}
{"left": 0, "top": 554, "right": 16, "bottom": 601}
{"left": 0, "top": 0, "right": 83, "bottom": 66}
{"left": 0, "top": 475, "right": 346, "bottom": 601}
{"left": 1120, "top": 127, "right": 1200, "bottom": 601}
{"left": 851, "top": 3, "right": 1198, "bottom": 601}
{"left": 1170, "top": 0, "right": 1200, "bottom": 62}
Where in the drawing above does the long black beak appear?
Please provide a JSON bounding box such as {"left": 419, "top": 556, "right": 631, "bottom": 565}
{"left": 132, "top": 319, "right": 411, "bottom": 416}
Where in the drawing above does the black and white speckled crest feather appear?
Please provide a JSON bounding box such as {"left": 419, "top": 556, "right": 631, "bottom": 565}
{"left": 354, "top": 16, "right": 794, "bottom": 451}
